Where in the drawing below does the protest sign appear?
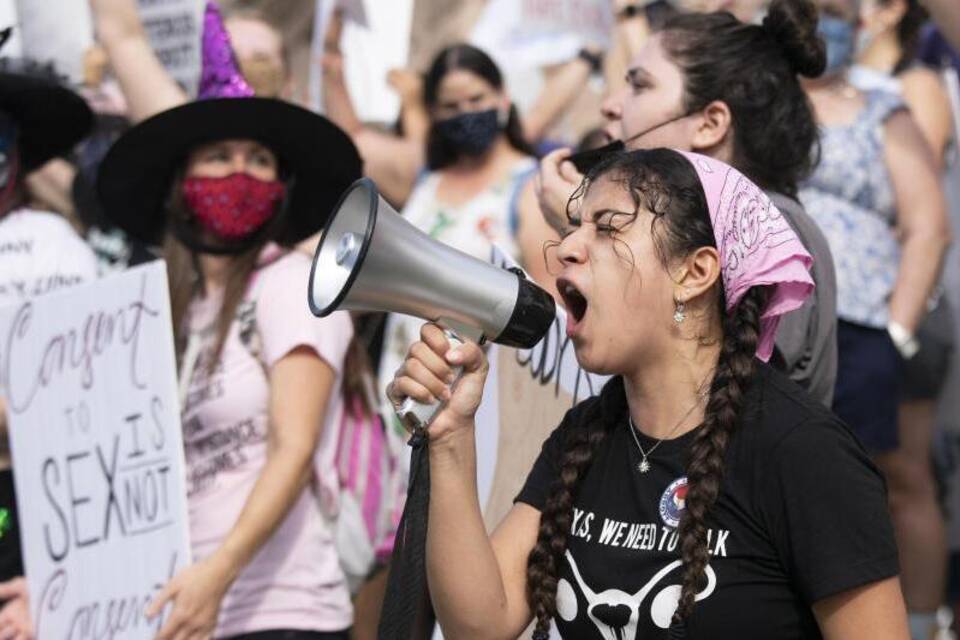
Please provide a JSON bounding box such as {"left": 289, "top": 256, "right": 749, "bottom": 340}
{"left": 0, "top": 261, "right": 190, "bottom": 639}
{"left": 137, "top": 0, "right": 204, "bottom": 96}
{"left": 309, "top": 0, "right": 413, "bottom": 124}
{"left": 14, "top": 0, "right": 93, "bottom": 84}
{"left": 472, "top": 0, "right": 613, "bottom": 72}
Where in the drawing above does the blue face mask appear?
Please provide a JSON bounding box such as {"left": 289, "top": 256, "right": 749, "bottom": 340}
{"left": 434, "top": 108, "right": 502, "bottom": 157}
{"left": 817, "top": 16, "right": 856, "bottom": 75}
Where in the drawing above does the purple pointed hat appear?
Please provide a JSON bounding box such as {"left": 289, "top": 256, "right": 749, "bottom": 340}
{"left": 197, "top": 1, "right": 255, "bottom": 100}
{"left": 96, "top": 1, "right": 362, "bottom": 247}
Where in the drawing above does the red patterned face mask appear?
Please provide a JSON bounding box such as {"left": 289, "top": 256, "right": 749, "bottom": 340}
{"left": 182, "top": 173, "right": 285, "bottom": 240}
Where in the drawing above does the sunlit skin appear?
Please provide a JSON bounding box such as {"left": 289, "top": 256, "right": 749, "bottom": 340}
{"left": 431, "top": 69, "right": 509, "bottom": 122}
{"left": 556, "top": 174, "right": 720, "bottom": 378}
{"left": 602, "top": 35, "right": 698, "bottom": 147}
{"left": 184, "top": 138, "right": 278, "bottom": 181}
{"left": 225, "top": 17, "right": 286, "bottom": 73}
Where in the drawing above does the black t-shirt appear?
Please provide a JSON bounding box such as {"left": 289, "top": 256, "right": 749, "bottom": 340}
{"left": 516, "top": 364, "right": 898, "bottom": 640}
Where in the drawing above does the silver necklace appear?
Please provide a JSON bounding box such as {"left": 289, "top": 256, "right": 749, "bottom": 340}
{"left": 627, "top": 389, "right": 708, "bottom": 474}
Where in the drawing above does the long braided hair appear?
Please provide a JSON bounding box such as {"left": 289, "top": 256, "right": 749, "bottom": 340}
{"left": 527, "top": 148, "right": 767, "bottom": 636}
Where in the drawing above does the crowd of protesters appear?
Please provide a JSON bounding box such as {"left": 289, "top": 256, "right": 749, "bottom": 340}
{"left": 1, "top": 0, "right": 960, "bottom": 638}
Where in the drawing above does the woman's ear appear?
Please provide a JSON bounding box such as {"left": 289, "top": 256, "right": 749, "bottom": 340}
{"left": 672, "top": 245, "right": 722, "bottom": 305}
{"left": 497, "top": 95, "right": 512, "bottom": 126}
{"left": 690, "top": 100, "right": 733, "bottom": 154}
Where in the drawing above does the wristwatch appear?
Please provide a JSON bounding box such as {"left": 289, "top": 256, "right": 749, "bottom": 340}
{"left": 577, "top": 48, "right": 604, "bottom": 74}
{"left": 616, "top": 1, "right": 654, "bottom": 22}
{"left": 887, "top": 321, "right": 920, "bottom": 360}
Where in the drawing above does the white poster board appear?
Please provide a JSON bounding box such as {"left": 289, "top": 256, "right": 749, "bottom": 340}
{"left": 138, "top": 0, "right": 204, "bottom": 96}
{"left": 309, "top": 0, "right": 413, "bottom": 124}
{"left": 0, "top": 0, "right": 23, "bottom": 59}
{"left": 472, "top": 0, "right": 613, "bottom": 72}
{"left": 0, "top": 261, "right": 190, "bottom": 639}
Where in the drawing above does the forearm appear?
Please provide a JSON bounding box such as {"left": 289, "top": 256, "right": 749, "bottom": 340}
{"left": 427, "top": 428, "right": 513, "bottom": 639}
{"left": 399, "top": 100, "right": 430, "bottom": 145}
{"left": 322, "top": 62, "right": 363, "bottom": 136}
{"left": 617, "top": 15, "right": 651, "bottom": 61}
{"left": 96, "top": 15, "right": 187, "bottom": 122}
{"left": 523, "top": 58, "right": 593, "bottom": 144}
{"left": 354, "top": 132, "right": 422, "bottom": 208}
{"left": 889, "top": 231, "right": 949, "bottom": 333}
{"left": 217, "top": 441, "right": 313, "bottom": 574}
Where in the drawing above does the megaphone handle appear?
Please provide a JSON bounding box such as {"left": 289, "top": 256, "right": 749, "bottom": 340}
{"left": 396, "top": 330, "right": 466, "bottom": 433}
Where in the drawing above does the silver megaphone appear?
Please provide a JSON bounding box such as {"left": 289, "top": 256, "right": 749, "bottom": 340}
{"left": 308, "top": 177, "right": 555, "bottom": 430}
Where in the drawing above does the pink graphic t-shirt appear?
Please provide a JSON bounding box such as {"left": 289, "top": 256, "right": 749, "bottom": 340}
{"left": 182, "top": 246, "right": 353, "bottom": 636}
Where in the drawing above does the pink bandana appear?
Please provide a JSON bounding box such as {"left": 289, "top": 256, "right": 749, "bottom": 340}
{"left": 676, "top": 151, "right": 814, "bottom": 361}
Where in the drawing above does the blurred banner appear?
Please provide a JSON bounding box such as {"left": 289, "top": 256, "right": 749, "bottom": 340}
{"left": 0, "top": 262, "right": 191, "bottom": 639}
{"left": 310, "top": 0, "right": 414, "bottom": 125}
{"left": 1, "top": 0, "right": 201, "bottom": 93}
{"left": 137, "top": 0, "right": 204, "bottom": 96}
{"left": 472, "top": 0, "right": 613, "bottom": 71}
{"left": 13, "top": 0, "right": 93, "bottom": 84}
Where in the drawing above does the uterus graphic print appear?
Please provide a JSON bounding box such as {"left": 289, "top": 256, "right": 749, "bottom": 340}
{"left": 556, "top": 549, "right": 717, "bottom": 640}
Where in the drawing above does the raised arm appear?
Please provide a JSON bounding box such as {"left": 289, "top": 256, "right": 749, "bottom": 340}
{"left": 320, "top": 10, "right": 422, "bottom": 208}
{"left": 900, "top": 67, "right": 953, "bottom": 170}
{"left": 884, "top": 110, "right": 951, "bottom": 337}
{"left": 517, "top": 179, "right": 563, "bottom": 302}
{"left": 90, "top": 0, "right": 188, "bottom": 123}
{"left": 320, "top": 10, "right": 362, "bottom": 136}
{"left": 522, "top": 52, "right": 598, "bottom": 145}
{"left": 388, "top": 324, "right": 539, "bottom": 639}
{"left": 605, "top": 0, "right": 654, "bottom": 94}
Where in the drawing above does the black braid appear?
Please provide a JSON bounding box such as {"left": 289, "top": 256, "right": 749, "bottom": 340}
{"left": 672, "top": 286, "right": 766, "bottom": 626}
{"left": 527, "top": 401, "right": 612, "bottom": 638}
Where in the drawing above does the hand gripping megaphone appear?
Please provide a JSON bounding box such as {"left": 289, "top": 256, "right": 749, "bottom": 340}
{"left": 308, "top": 177, "right": 556, "bottom": 431}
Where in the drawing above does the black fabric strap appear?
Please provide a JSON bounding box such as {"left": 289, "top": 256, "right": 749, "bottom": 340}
{"left": 377, "top": 432, "right": 431, "bottom": 639}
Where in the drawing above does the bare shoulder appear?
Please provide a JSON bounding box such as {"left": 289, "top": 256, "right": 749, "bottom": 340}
{"left": 899, "top": 66, "right": 948, "bottom": 97}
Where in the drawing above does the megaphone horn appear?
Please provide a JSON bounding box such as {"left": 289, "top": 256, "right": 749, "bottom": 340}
{"left": 308, "top": 177, "right": 556, "bottom": 427}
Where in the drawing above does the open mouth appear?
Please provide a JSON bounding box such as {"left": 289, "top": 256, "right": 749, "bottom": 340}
{"left": 558, "top": 278, "right": 588, "bottom": 324}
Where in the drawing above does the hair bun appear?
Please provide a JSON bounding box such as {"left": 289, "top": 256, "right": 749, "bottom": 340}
{"left": 762, "top": 0, "right": 826, "bottom": 78}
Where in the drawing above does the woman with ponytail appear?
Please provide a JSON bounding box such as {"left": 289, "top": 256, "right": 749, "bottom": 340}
{"left": 389, "top": 148, "right": 907, "bottom": 639}
{"left": 532, "top": 0, "right": 840, "bottom": 409}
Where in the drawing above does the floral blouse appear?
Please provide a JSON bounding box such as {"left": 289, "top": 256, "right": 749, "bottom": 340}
{"left": 799, "top": 90, "right": 906, "bottom": 329}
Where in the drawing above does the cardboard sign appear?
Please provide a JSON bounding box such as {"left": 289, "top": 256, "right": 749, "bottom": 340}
{"left": 0, "top": 261, "right": 190, "bottom": 639}
{"left": 137, "top": 0, "right": 204, "bottom": 96}
{"left": 472, "top": 0, "right": 613, "bottom": 71}
{"left": 309, "top": 0, "right": 413, "bottom": 124}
